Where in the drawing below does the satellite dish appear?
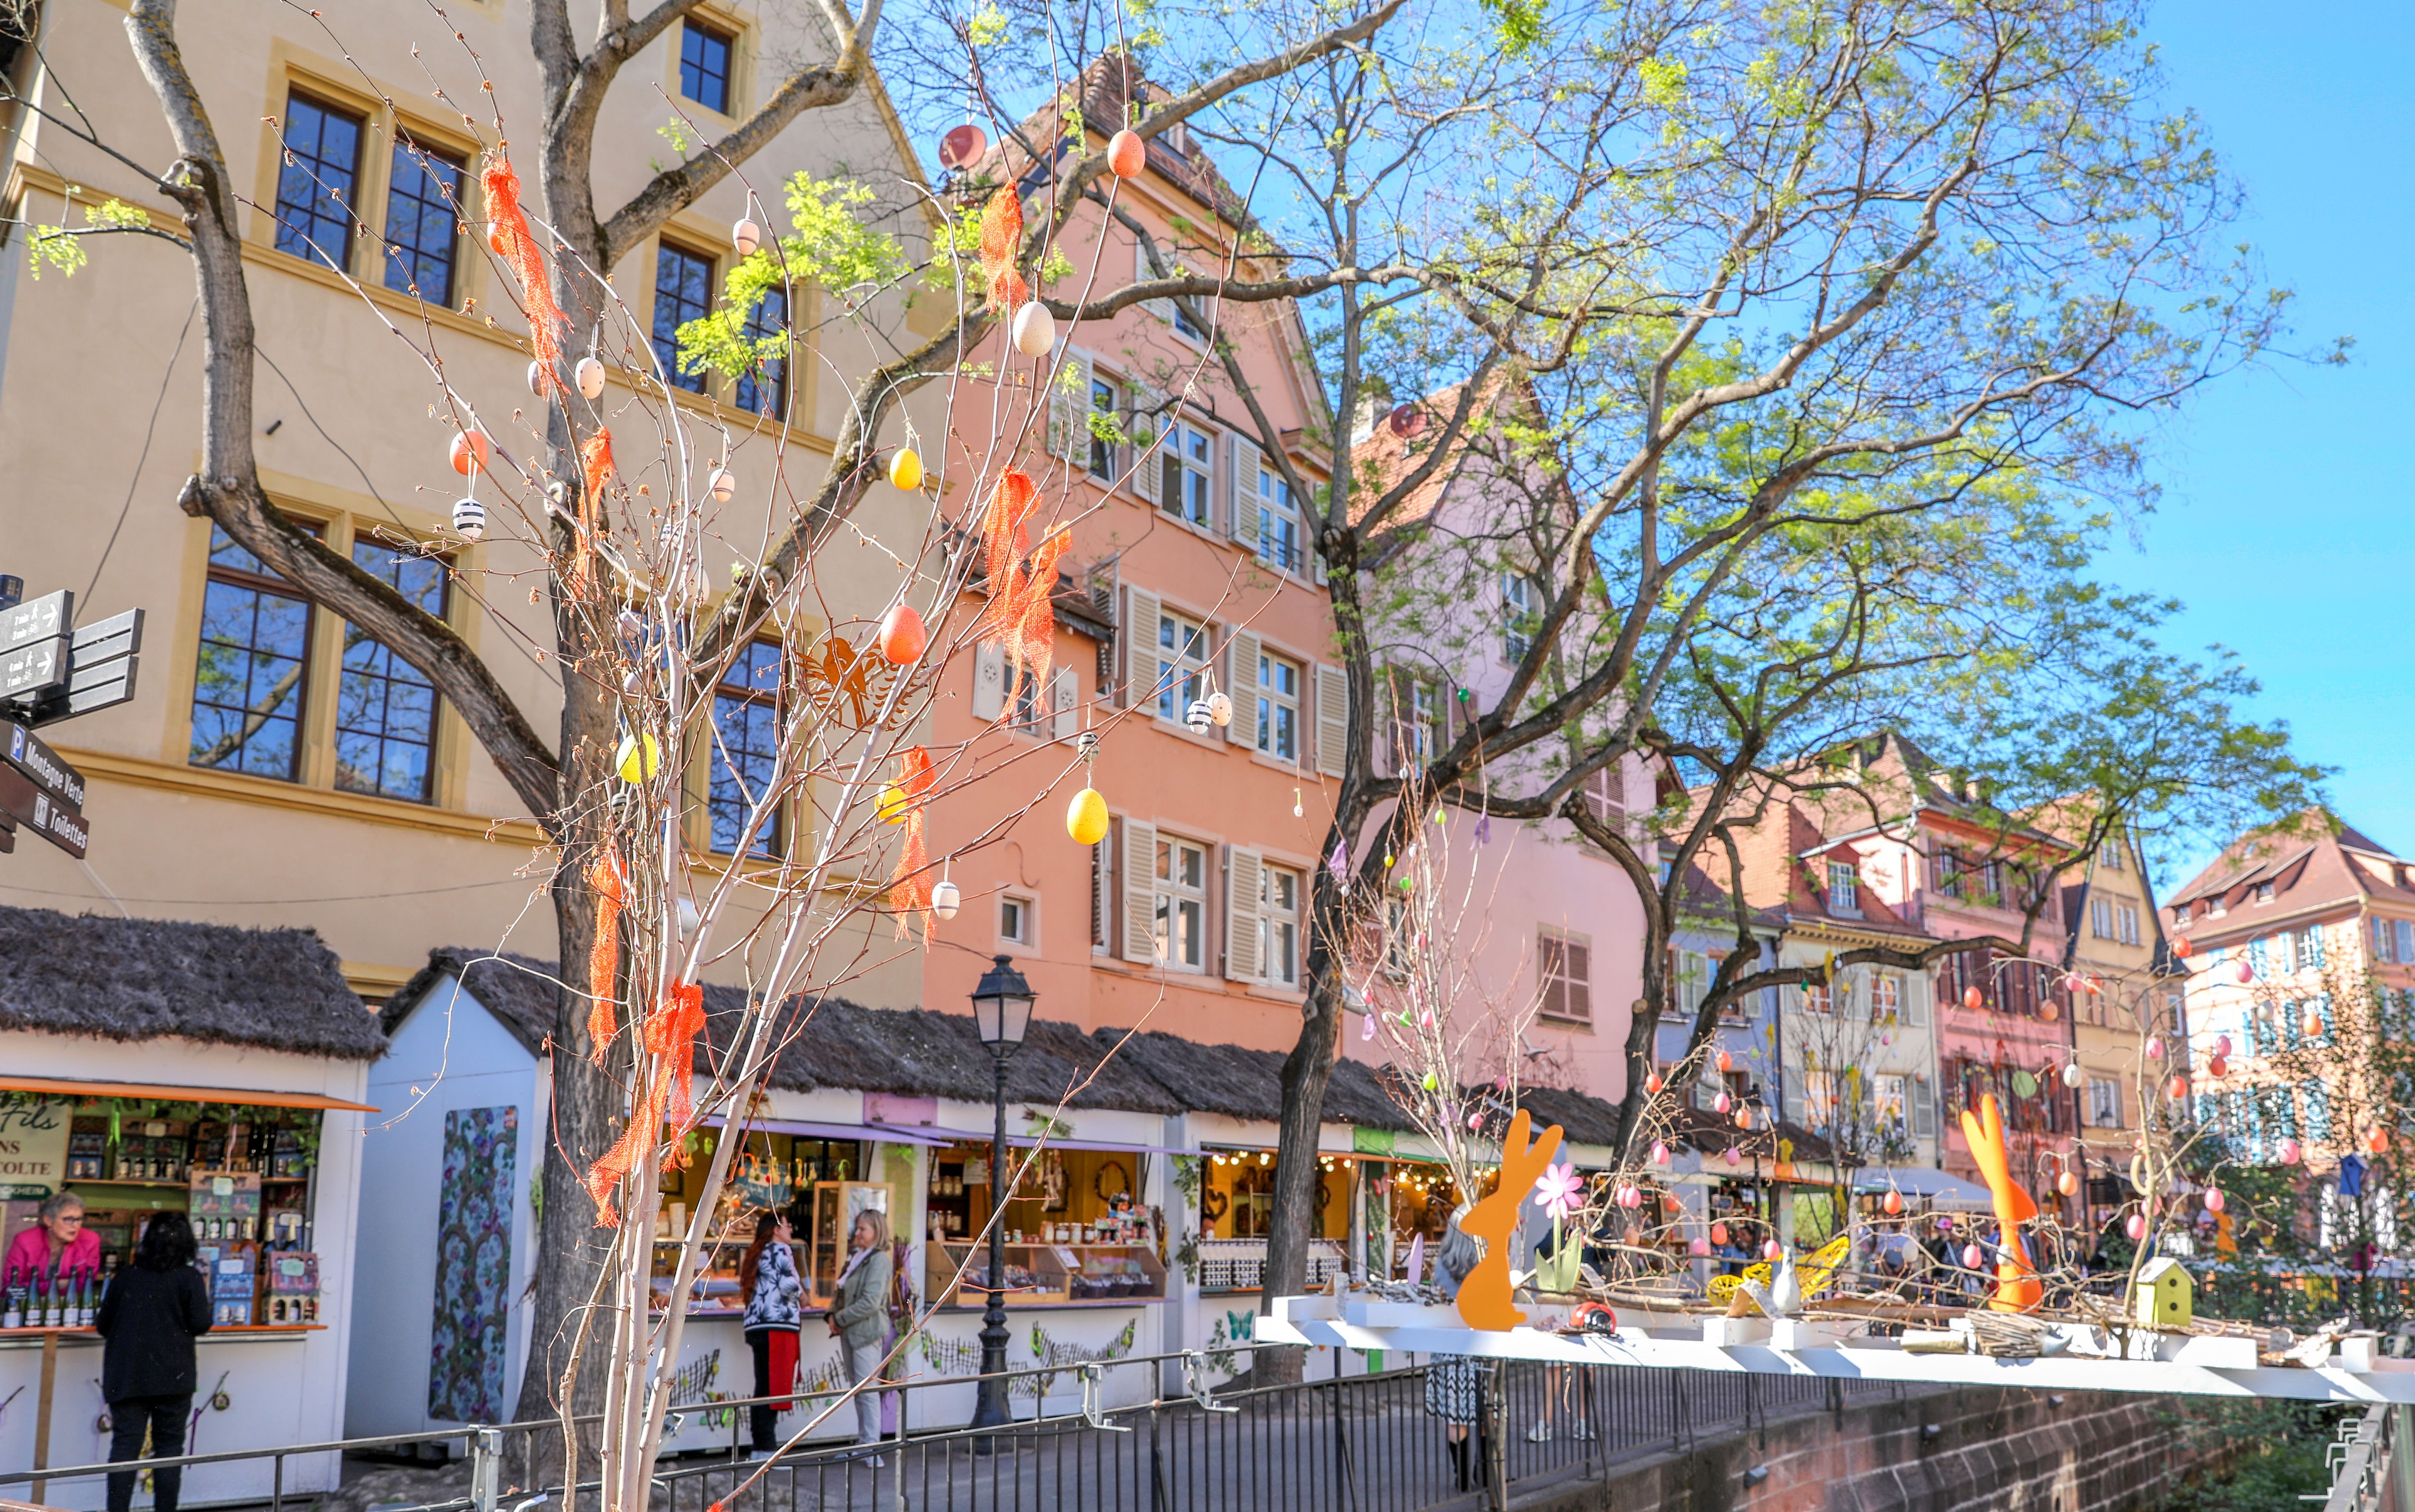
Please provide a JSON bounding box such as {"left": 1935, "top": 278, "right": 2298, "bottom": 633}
{"left": 938, "top": 124, "right": 989, "bottom": 171}
{"left": 1385, "top": 404, "right": 1427, "bottom": 439}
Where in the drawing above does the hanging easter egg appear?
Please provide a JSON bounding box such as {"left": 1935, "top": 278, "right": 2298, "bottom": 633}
{"left": 2208, "top": 1055, "right": 2228, "bottom": 1078}
{"left": 1644, "top": 1073, "right": 1664, "bottom": 1096}
{"left": 1723, "top": 1147, "right": 1740, "bottom": 1168}
{"left": 1713, "top": 1091, "right": 1732, "bottom": 1115}
{"left": 676, "top": 897, "right": 702, "bottom": 938}
{"left": 2125, "top": 1212, "right": 2147, "bottom": 1241}
{"left": 2215, "top": 1034, "right": 2232, "bottom": 1057}
{"left": 1360, "top": 1012, "right": 1376, "bottom": 1042}
{"left": 2370, "top": 1128, "right": 2391, "bottom": 1155}
{"left": 1106, "top": 128, "right": 1146, "bottom": 178}
{"left": 1716, "top": 1049, "right": 1733, "bottom": 1074}
{"left": 1689, "top": 1236, "right": 1711, "bottom": 1257}
{"left": 2203, "top": 1189, "right": 2226, "bottom": 1214}
{"left": 1710, "top": 1222, "right": 1728, "bottom": 1246}
{"left": 2040, "top": 999, "right": 2060, "bottom": 1023}
{"left": 1763, "top": 1240, "right": 1783, "bottom": 1262}
{"left": 732, "top": 218, "right": 762, "bottom": 257}
{"left": 2303, "top": 1007, "right": 2326, "bottom": 1039}
{"left": 1207, "top": 692, "right": 1233, "bottom": 727}
{"left": 1882, "top": 1189, "right": 1903, "bottom": 1216}
{"left": 2061, "top": 1062, "right": 2084, "bottom": 1089}
{"left": 451, "top": 497, "right": 486, "bottom": 541}
{"left": 450, "top": 430, "right": 490, "bottom": 476}
{"left": 1185, "top": 698, "right": 1214, "bottom": 735}
{"left": 615, "top": 732, "right": 661, "bottom": 783}
{"left": 2057, "top": 1170, "right": 2080, "bottom": 1197}
{"left": 2167, "top": 1075, "right": 2188, "bottom": 1102}
{"left": 1421, "top": 1072, "right": 1438, "bottom": 1092}
{"left": 1618, "top": 1186, "right": 1642, "bottom": 1210}
{"left": 876, "top": 602, "right": 927, "bottom": 665}
{"left": 527, "top": 360, "right": 548, "bottom": 396}
{"left": 2144, "top": 1036, "right": 2162, "bottom": 1060}
{"left": 1068, "top": 787, "right": 1110, "bottom": 846}
{"left": 576, "top": 356, "right": 608, "bottom": 400}
{"left": 1963, "top": 986, "right": 1983, "bottom": 1011}
{"left": 2170, "top": 936, "right": 2193, "bottom": 959}
{"left": 1734, "top": 1107, "right": 1753, "bottom": 1131}
{"left": 1962, "top": 1244, "right": 1983, "bottom": 1269}
{"left": 708, "top": 467, "right": 736, "bottom": 504}
{"left": 2279, "top": 1137, "right": 2302, "bottom": 1165}
{"left": 931, "top": 880, "right": 961, "bottom": 920}
{"left": 889, "top": 447, "right": 924, "bottom": 492}
{"left": 876, "top": 783, "right": 912, "bottom": 825}
{"left": 2235, "top": 960, "right": 2255, "bottom": 984}
{"left": 2011, "top": 1070, "right": 2038, "bottom": 1099}
{"left": 1649, "top": 1140, "right": 1670, "bottom": 1166}
{"left": 1011, "top": 300, "right": 1055, "bottom": 356}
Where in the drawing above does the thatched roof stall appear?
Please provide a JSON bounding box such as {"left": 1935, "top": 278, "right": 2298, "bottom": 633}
{"left": 1099, "top": 1027, "right": 1417, "bottom": 1133}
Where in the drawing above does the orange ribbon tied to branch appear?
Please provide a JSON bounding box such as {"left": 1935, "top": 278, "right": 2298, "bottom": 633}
{"left": 887, "top": 747, "right": 937, "bottom": 935}
{"left": 581, "top": 980, "right": 710, "bottom": 1225}
{"left": 571, "top": 428, "right": 615, "bottom": 589}
{"left": 480, "top": 152, "right": 568, "bottom": 394}
{"left": 978, "top": 187, "right": 1028, "bottom": 310}
{"left": 1014, "top": 526, "right": 1070, "bottom": 690}
{"left": 585, "top": 839, "right": 624, "bottom": 1063}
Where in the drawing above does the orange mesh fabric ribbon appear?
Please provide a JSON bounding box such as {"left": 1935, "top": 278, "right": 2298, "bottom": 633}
{"left": 480, "top": 153, "right": 567, "bottom": 394}
{"left": 978, "top": 188, "right": 1028, "bottom": 310}
{"left": 585, "top": 839, "right": 623, "bottom": 1063}
{"left": 573, "top": 428, "right": 615, "bottom": 588}
{"left": 581, "top": 981, "right": 710, "bottom": 1225}
{"left": 1013, "top": 527, "right": 1070, "bottom": 689}
{"left": 887, "top": 747, "right": 935, "bottom": 935}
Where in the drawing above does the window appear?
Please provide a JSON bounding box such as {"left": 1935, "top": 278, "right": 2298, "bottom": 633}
{"left": 653, "top": 243, "right": 715, "bottom": 394}
{"left": 273, "top": 93, "right": 363, "bottom": 270}
{"left": 1260, "top": 864, "right": 1302, "bottom": 989}
{"left": 1088, "top": 377, "right": 1121, "bottom": 479}
{"left": 2375, "top": 918, "right": 2398, "bottom": 964}
{"left": 191, "top": 526, "right": 316, "bottom": 781}
{"left": 679, "top": 21, "right": 734, "bottom": 114}
{"left": 1158, "top": 423, "right": 1213, "bottom": 526}
{"left": 734, "top": 286, "right": 788, "bottom": 418}
{"left": 1802, "top": 1071, "right": 1839, "bottom": 1130}
{"left": 2090, "top": 896, "right": 2115, "bottom": 939}
{"left": 1873, "top": 1074, "right": 1907, "bottom": 1136}
{"left": 1153, "top": 836, "right": 1208, "bottom": 970}
{"left": 1826, "top": 860, "right": 1860, "bottom": 916}
{"left": 1257, "top": 469, "right": 1302, "bottom": 573}
{"left": 1256, "top": 650, "right": 1300, "bottom": 762}
{"left": 381, "top": 137, "right": 463, "bottom": 306}
{"left": 1670, "top": 948, "right": 1709, "bottom": 1016}
{"left": 1502, "top": 572, "right": 1538, "bottom": 660}
{"left": 1154, "top": 610, "right": 1211, "bottom": 723}
{"left": 1000, "top": 894, "right": 1034, "bottom": 947}
{"left": 1581, "top": 768, "right": 1623, "bottom": 827}
{"left": 1171, "top": 295, "right": 1207, "bottom": 342}
{"left": 709, "top": 640, "right": 783, "bottom": 856}
{"left": 1802, "top": 980, "right": 1832, "bottom": 1015}
{"left": 2087, "top": 1077, "right": 2122, "bottom": 1129}
{"left": 2253, "top": 882, "right": 2274, "bottom": 905}
{"left": 2118, "top": 903, "right": 2141, "bottom": 946}
{"left": 335, "top": 540, "right": 446, "bottom": 802}
{"left": 1005, "top": 660, "right": 1047, "bottom": 733}
{"left": 1934, "top": 849, "right": 1963, "bottom": 899}
{"left": 2098, "top": 838, "right": 2124, "bottom": 869}
{"left": 1538, "top": 931, "right": 1591, "bottom": 1023}
{"left": 1870, "top": 972, "right": 1900, "bottom": 1023}
{"left": 1090, "top": 834, "right": 1113, "bottom": 953}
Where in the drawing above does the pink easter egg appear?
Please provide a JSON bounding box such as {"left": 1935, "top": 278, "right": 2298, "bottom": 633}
{"left": 1763, "top": 1240, "right": 1782, "bottom": 1262}
{"left": 1714, "top": 1091, "right": 1733, "bottom": 1115}
{"left": 2125, "top": 1213, "right": 2146, "bottom": 1241}
{"left": 2204, "top": 1189, "right": 2226, "bottom": 1214}
{"left": 2279, "top": 1138, "right": 2302, "bottom": 1164}
{"left": 2145, "top": 1036, "right": 2163, "bottom": 1060}
{"left": 1962, "top": 1244, "right": 1983, "bottom": 1269}
{"left": 1650, "top": 1140, "right": 1671, "bottom": 1165}
{"left": 1689, "top": 1237, "right": 1711, "bottom": 1257}
{"left": 1723, "top": 1147, "right": 1740, "bottom": 1168}
{"left": 2236, "top": 960, "right": 2255, "bottom": 984}
{"left": 2215, "top": 1034, "right": 2232, "bottom": 1057}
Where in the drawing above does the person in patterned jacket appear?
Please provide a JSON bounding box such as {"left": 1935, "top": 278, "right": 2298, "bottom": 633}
{"left": 740, "top": 1212, "right": 803, "bottom": 1457}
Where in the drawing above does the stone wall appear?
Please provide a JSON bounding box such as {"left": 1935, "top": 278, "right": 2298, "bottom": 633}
{"left": 1517, "top": 1383, "right": 2222, "bottom": 1512}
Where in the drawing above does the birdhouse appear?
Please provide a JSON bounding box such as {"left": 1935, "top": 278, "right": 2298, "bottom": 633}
{"left": 2133, "top": 1257, "right": 2193, "bottom": 1329}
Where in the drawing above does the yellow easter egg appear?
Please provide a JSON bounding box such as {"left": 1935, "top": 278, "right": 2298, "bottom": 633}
{"left": 1067, "top": 787, "right": 1109, "bottom": 846}
{"left": 877, "top": 783, "right": 911, "bottom": 825}
{"left": 615, "top": 732, "right": 661, "bottom": 783}
{"left": 889, "top": 447, "right": 923, "bottom": 492}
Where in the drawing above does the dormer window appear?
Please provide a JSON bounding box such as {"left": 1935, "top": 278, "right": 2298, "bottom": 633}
{"left": 2254, "top": 883, "right": 2273, "bottom": 905}
{"left": 1827, "top": 860, "right": 1861, "bottom": 916}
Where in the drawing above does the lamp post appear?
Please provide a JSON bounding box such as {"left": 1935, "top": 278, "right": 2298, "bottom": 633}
{"left": 968, "top": 954, "right": 1034, "bottom": 1446}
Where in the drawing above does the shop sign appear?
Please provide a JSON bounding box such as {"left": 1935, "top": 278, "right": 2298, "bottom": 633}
{"left": 3, "top": 719, "right": 85, "bottom": 807}
{"left": 0, "top": 762, "right": 88, "bottom": 857}
{"left": 0, "top": 1095, "right": 73, "bottom": 1199}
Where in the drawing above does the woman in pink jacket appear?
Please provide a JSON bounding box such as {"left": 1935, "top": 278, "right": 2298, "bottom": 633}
{"left": 5, "top": 1191, "right": 103, "bottom": 1315}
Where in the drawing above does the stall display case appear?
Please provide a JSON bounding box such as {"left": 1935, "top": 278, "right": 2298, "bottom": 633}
{"left": 919, "top": 1140, "right": 1169, "bottom": 1308}
{"left": 642, "top": 1124, "right": 888, "bottom": 1316}
{"left": 927, "top": 1240, "right": 1167, "bottom": 1307}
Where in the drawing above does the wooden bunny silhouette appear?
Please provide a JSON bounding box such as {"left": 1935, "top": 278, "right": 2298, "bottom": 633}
{"left": 1457, "top": 1109, "right": 1563, "bottom": 1331}
{"left": 1959, "top": 1092, "right": 2044, "bottom": 1312}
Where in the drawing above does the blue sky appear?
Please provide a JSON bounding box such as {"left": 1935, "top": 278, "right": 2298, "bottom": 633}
{"left": 2123, "top": 2, "right": 2413, "bottom": 881}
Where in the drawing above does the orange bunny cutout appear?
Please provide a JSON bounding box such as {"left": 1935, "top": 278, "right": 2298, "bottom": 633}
{"left": 1457, "top": 1110, "right": 1563, "bottom": 1331}
{"left": 1959, "top": 1092, "right": 2044, "bottom": 1312}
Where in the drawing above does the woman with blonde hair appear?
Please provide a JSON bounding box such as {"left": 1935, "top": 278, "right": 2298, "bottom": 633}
{"left": 828, "top": 1207, "right": 893, "bottom": 1458}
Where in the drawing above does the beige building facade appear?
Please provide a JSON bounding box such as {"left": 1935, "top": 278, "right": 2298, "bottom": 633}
{"left": 0, "top": 0, "right": 940, "bottom": 1003}
{"left": 2057, "top": 828, "right": 2179, "bottom": 1225}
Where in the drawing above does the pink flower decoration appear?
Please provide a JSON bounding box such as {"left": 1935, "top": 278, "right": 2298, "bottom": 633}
{"left": 1532, "top": 1160, "right": 1585, "bottom": 1221}
{"left": 1360, "top": 1012, "right": 1376, "bottom": 1042}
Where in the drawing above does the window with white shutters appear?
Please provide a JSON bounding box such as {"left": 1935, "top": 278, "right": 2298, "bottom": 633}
{"left": 1155, "top": 610, "right": 1212, "bottom": 724}
{"left": 1228, "top": 432, "right": 1263, "bottom": 541}
{"left": 1129, "top": 387, "right": 1167, "bottom": 505}
{"left": 1159, "top": 424, "right": 1214, "bottom": 527}
{"left": 1044, "top": 349, "right": 1094, "bottom": 461}
{"left": 1256, "top": 645, "right": 1302, "bottom": 763}
{"left": 2118, "top": 903, "right": 2141, "bottom": 946}
{"left": 1225, "top": 630, "right": 1262, "bottom": 750}
{"left": 1538, "top": 930, "right": 1592, "bottom": 1023}
{"left": 1224, "top": 846, "right": 1263, "bottom": 981}
{"left": 1121, "top": 819, "right": 1158, "bottom": 962}
{"left": 1050, "top": 666, "right": 1077, "bottom": 741}
{"left": 2091, "top": 897, "right": 2114, "bottom": 939}
{"left": 1911, "top": 1076, "right": 1937, "bottom": 1139}
{"left": 972, "top": 642, "right": 1006, "bottom": 721}
{"left": 1155, "top": 833, "right": 1209, "bottom": 971}
{"left": 1088, "top": 376, "right": 1122, "bottom": 480}
{"left": 1120, "top": 588, "right": 1160, "bottom": 710}
{"left": 1261, "top": 863, "right": 1302, "bottom": 989}
{"left": 1313, "top": 664, "right": 1349, "bottom": 777}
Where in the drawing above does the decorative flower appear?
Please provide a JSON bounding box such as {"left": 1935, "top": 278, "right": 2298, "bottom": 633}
{"left": 1532, "top": 1161, "right": 1584, "bottom": 1220}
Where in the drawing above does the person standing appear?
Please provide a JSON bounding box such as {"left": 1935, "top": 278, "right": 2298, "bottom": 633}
{"left": 5, "top": 1191, "right": 101, "bottom": 1315}
{"left": 829, "top": 1210, "right": 893, "bottom": 1458}
{"left": 739, "top": 1212, "right": 802, "bottom": 1459}
{"left": 1423, "top": 1206, "right": 1489, "bottom": 1491}
{"left": 96, "top": 1212, "right": 212, "bottom": 1512}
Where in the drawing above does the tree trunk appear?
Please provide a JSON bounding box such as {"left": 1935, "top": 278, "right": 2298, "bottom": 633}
{"left": 1255, "top": 961, "right": 1341, "bottom": 1386}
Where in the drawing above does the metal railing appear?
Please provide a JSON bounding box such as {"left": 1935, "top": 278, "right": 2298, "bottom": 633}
{"left": 3, "top": 1349, "right": 1918, "bottom": 1512}
{"left": 2322, "top": 1404, "right": 2410, "bottom": 1512}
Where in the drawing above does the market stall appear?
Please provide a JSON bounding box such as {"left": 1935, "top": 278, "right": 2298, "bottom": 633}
{"left": 0, "top": 903, "right": 380, "bottom": 1510}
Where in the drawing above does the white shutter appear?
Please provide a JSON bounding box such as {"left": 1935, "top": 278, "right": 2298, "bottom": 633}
{"left": 1129, "top": 391, "right": 1164, "bottom": 505}
{"left": 1226, "top": 846, "right": 1263, "bottom": 981}
{"left": 1135, "top": 234, "right": 1175, "bottom": 325}
{"left": 1050, "top": 666, "right": 1078, "bottom": 740}
{"left": 1045, "top": 348, "right": 1094, "bottom": 462}
{"left": 1313, "top": 663, "right": 1349, "bottom": 778}
{"left": 1122, "top": 587, "right": 1161, "bottom": 710}
{"left": 1912, "top": 1076, "right": 1938, "bottom": 1140}
{"left": 1226, "top": 630, "right": 1260, "bottom": 750}
{"left": 1122, "top": 819, "right": 1158, "bottom": 963}
{"left": 1227, "top": 433, "right": 1263, "bottom": 543}
{"left": 973, "top": 642, "right": 1006, "bottom": 721}
{"left": 1899, "top": 965, "right": 1928, "bottom": 1027}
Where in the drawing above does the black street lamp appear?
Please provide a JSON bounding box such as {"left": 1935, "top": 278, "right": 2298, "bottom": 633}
{"left": 968, "top": 954, "right": 1034, "bottom": 1446}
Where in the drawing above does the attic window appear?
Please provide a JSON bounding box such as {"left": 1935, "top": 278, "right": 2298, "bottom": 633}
{"left": 1826, "top": 860, "right": 1861, "bottom": 917}
{"left": 2254, "top": 883, "right": 2273, "bottom": 905}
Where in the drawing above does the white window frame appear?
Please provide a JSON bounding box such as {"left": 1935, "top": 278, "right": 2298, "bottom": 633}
{"left": 2118, "top": 902, "right": 2141, "bottom": 946}
{"left": 1802, "top": 1071, "right": 1840, "bottom": 1129}
{"left": 1257, "top": 468, "right": 1303, "bottom": 574}
{"left": 1827, "top": 860, "right": 1860, "bottom": 916}
{"left": 1160, "top": 423, "right": 1214, "bottom": 527}
{"left": 1087, "top": 374, "right": 1122, "bottom": 480}
{"left": 1870, "top": 972, "right": 1901, "bottom": 1024}
{"left": 1502, "top": 571, "right": 1538, "bottom": 660}
{"left": 2088, "top": 1077, "right": 2123, "bottom": 1128}
{"left": 1256, "top": 649, "right": 1301, "bottom": 762}
{"left": 2098, "top": 838, "right": 2124, "bottom": 870}
{"left": 1538, "top": 929, "right": 1592, "bottom": 1024}
{"left": 1000, "top": 893, "right": 1035, "bottom": 949}
{"left": 1153, "top": 833, "right": 1208, "bottom": 972}
{"left": 1260, "top": 862, "right": 1302, "bottom": 990}
{"left": 1155, "top": 610, "right": 1213, "bottom": 726}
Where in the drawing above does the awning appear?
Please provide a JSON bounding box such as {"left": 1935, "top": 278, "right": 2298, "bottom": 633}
{"left": 894, "top": 1125, "right": 1200, "bottom": 1157}
{"left": 702, "top": 1117, "right": 955, "bottom": 1148}
{"left": 0, "top": 1073, "right": 376, "bottom": 1113}
{"left": 1852, "top": 1167, "right": 1997, "bottom": 1210}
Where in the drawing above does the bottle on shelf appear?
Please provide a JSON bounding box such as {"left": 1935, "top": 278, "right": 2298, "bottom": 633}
{"left": 41, "top": 1272, "right": 61, "bottom": 1328}
{"left": 3, "top": 1266, "right": 22, "bottom": 1328}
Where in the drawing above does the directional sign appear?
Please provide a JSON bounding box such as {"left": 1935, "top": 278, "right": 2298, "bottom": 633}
{"left": 71, "top": 607, "right": 144, "bottom": 665}
{"left": 0, "top": 590, "right": 71, "bottom": 652}
{"left": 2, "top": 720, "right": 85, "bottom": 808}
{"left": 0, "top": 636, "right": 68, "bottom": 698}
{"left": 0, "top": 761, "right": 87, "bottom": 858}
{"left": 23, "top": 658, "right": 137, "bottom": 729}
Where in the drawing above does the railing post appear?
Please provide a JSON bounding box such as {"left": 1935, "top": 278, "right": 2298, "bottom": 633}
{"left": 471, "top": 1428, "right": 502, "bottom": 1512}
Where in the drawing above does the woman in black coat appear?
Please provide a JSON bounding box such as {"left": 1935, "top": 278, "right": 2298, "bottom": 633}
{"left": 96, "top": 1212, "right": 213, "bottom": 1512}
